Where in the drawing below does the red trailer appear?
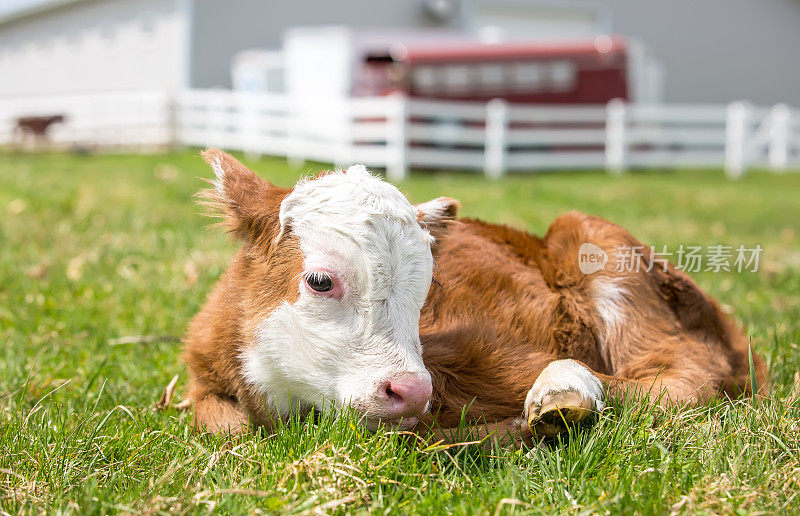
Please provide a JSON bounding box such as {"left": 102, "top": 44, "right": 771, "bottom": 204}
{"left": 358, "top": 37, "right": 629, "bottom": 104}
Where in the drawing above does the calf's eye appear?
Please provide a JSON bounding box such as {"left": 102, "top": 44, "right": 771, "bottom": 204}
{"left": 306, "top": 272, "right": 333, "bottom": 293}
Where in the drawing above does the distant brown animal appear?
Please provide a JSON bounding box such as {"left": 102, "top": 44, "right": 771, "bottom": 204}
{"left": 183, "top": 149, "right": 767, "bottom": 442}
{"left": 15, "top": 115, "right": 65, "bottom": 137}
{"left": 13, "top": 115, "right": 65, "bottom": 150}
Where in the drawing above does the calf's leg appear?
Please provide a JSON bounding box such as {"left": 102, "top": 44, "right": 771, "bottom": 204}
{"left": 421, "top": 357, "right": 606, "bottom": 443}
{"left": 190, "top": 386, "right": 250, "bottom": 434}
{"left": 523, "top": 359, "right": 605, "bottom": 437}
{"left": 422, "top": 322, "right": 608, "bottom": 440}
{"left": 540, "top": 211, "right": 765, "bottom": 409}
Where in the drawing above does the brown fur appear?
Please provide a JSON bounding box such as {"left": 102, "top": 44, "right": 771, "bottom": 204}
{"left": 185, "top": 150, "right": 301, "bottom": 431}
{"left": 417, "top": 213, "right": 767, "bottom": 431}
{"left": 184, "top": 150, "right": 767, "bottom": 439}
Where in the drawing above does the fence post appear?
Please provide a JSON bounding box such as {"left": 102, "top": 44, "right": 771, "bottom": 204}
{"left": 286, "top": 97, "right": 306, "bottom": 168}
{"left": 167, "top": 90, "right": 179, "bottom": 150}
{"left": 386, "top": 93, "right": 408, "bottom": 181}
{"left": 768, "top": 103, "right": 790, "bottom": 173}
{"left": 334, "top": 101, "right": 353, "bottom": 170}
{"left": 484, "top": 98, "right": 508, "bottom": 179}
{"left": 725, "top": 101, "right": 750, "bottom": 179}
{"left": 605, "top": 98, "right": 627, "bottom": 174}
{"left": 240, "top": 92, "right": 263, "bottom": 160}
{"left": 206, "top": 91, "right": 226, "bottom": 151}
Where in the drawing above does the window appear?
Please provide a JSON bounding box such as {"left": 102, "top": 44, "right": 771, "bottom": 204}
{"left": 513, "top": 62, "right": 544, "bottom": 91}
{"left": 478, "top": 63, "right": 504, "bottom": 91}
{"left": 412, "top": 66, "right": 438, "bottom": 94}
{"left": 549, "top": 60, "right": 577, "bottom": 91}
{"left": 443, "top": 64, "right": 471, "bottom": 93}
{"left": 512, "top": 60, "right": 577, "bottom": 93}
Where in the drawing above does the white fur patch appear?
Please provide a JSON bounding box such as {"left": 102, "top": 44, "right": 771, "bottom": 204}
{"left": 590, "top": 277, "right": 628, "bottom": 367}
{"left": 524, "top": 359, "right": 604, "bottom": 419}
{"left": 208, "top": 156, "right": 226, "bottom": 197}
{"left": 590, "top": 277, "right": 627, "bottom": 331}
{"left": 241, "top": 165, "right": 434, "bottom": 420}
{"left": 414, "top": 197, "right": 456, "bottom": 225}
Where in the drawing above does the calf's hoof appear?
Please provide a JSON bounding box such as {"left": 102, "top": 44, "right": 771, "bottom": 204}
{"left": 527, "top": 390, "right": 595, "bottom": 438}
{"left": 524, "top": 359, "right": 604, "bottom": 438}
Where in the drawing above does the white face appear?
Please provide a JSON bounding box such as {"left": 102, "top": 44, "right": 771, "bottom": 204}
{"left": 241, "top": 165, "right": 437, "bottom": 429}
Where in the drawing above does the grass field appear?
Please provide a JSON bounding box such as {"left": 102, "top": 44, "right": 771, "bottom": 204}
{"left": 1, "top": 151, "right": 799, "bottom": 514}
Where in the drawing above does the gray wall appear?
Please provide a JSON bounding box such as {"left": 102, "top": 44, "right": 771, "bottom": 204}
{"left": 190, "top": 0, "right": 800, "bottom": 105}
{"left": 189, "top": 0, "right": 459, "bottom": 89}
{"left": 604, "top": 0, "right": 800, "bottom": 105}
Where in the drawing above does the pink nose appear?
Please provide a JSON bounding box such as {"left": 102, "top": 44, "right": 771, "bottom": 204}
{"left": 378, "top": 373, "right": 432, "bottom": 420}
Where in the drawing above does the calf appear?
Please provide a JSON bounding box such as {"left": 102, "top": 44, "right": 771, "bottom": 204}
{"left": 184, "top": 150, "right": 767, "bottom": 440}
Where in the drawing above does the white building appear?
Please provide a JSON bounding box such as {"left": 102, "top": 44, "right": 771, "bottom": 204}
{"left": 0, "top": 0, "right": 191, "bottom": 97}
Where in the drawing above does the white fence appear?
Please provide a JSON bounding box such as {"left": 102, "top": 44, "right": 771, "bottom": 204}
{"left": 0, "top": 90, "right": 173, "bottom": 150}
{"left": 2, "top": 89, "right": 799, "bottom": 179}
{"left": 176, "top": 89, "right": 402, "bottom": 175}
{"left": 175, "top": 90, "right": 800, "bottom": 180}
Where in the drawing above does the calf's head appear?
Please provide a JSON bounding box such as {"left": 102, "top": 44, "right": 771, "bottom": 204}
{"left": 201, "top": 150, "right": 457, "bottom": 429}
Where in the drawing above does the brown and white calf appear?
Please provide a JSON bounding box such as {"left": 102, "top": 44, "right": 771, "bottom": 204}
{"left": 184, "top": 149, "right": 767, "bottom": 441}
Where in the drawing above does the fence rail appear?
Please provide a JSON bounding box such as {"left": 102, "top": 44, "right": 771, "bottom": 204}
{"left": 1, "top": 89, "right": 799, "bottom": 179}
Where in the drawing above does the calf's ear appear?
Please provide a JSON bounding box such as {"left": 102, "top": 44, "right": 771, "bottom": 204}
{"left": 200, "top": 149, "right": 290, "bottom": 244}
{"left": 414, "top": 197, "right": 460, "bottom": 253}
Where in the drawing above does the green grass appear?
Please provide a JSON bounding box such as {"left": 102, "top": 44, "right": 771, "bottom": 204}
{"left": 1, "top": 151, "right": 799, "bottom": 514}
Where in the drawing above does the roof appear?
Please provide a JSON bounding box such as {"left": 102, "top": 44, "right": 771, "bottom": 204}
{"left": 393, "top": 37, "right": 627, "bottom": 64}
{"left": 0, "top": 0, "right": 87, "bottom": 27}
